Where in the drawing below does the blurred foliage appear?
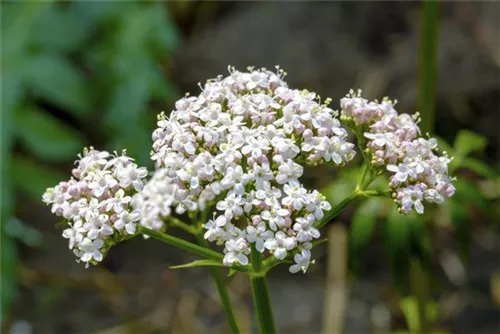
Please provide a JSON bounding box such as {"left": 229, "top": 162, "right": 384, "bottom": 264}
{"left": 1, "top": 1, "right": 179, "bottom": 322}
{"left": 323, "top": 129, "right": 499, "bottom": 332}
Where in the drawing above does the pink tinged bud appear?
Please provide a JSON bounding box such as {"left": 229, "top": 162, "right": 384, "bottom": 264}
{"left": 72, "top": 169, "right": 81, "bottom": 178}
{"left": 252, "top": 215, "right": 262, "bottom": 225}
{"left": 68, "top": 185, "right": 80, "bottom": 199}
{"left": 302, "top": 129, "right": 313, "bottom": 139}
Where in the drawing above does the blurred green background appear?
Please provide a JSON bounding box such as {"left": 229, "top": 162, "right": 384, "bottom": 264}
{"left": 1, "top": 1, "right": 499, "bottom": 333}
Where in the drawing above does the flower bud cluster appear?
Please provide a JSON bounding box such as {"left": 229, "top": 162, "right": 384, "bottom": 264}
{"left": 42, "top": 148, "right": 148, "bottom": 266}
{"left": 341, "top": 90, "right": 455, "bottom": 214}
{"left": 148, "top": 67, "right": 356, "bottom": 273}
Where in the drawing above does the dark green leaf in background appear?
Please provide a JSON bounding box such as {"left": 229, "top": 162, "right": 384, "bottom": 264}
{"left": 461, "top": 157, "right": 497, "bottom": 178}
{"left": 15, "top": 106, "right": 84, "bottom": 162}
{"left": 453, "top": 129, "right": 487, "bottom": 158}
{"left": 24, "top": 54, "right": 92, "bottom": 115}
{"left": 10, "top": 157, "right": 64, "bottom": 199}
{"left": 349, "top": 197, "right": 383, "bottom": 272}
{"left": 29, "top": 5, "right": 90, "bottom": 53}
{"left": 383, "top": 208, "right": 412, "bottom": 293}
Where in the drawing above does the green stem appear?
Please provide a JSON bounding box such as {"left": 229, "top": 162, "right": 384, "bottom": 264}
{"left": 410, "top": 258, "right": 430, "bottom": 333}
{"left": 315, "top": 160, "right": 380, "bottom": 229}
{"left": 250, "top": 247, "right": 276, "bottom": 334}
{"left": 418, "top": 0, "right": 440, "bottom": 134}
{"left": 140, "top": 227, "right": 223, "bottom": 261}
{"left": 196, "top": 235, "right": 241, "bottom": 334}
{"left": 169, "top": 217, "right": 198, "bottom": 234}
{"left": 315, "top": 190, "right": 363, "bottom": 229}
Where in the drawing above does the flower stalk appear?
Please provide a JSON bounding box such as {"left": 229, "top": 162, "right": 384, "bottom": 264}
{"left": 196, "top": 235, "right": 241, "bottom": 334}
{"left": 250, "top": 246, "right": 276, "bottom": 334}
{"left": 140, "top": 227, "right": 223, "bottom": 261}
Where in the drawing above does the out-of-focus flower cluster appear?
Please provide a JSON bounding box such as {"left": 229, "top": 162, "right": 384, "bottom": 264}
{"left": 42, "top": 148, "right": 148, "bottom": 266}
{"left": 340, "top": 90, "right": 455, "bottom": 214}
{"left": 145, "top": 66, "right": 356, "bottom": 273}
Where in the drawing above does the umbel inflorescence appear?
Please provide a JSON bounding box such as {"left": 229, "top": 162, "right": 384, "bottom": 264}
{"left": 143, "top": 66, "right": 356, "bottom": 272}
{"left": 42, "top": 149, "right": 148, "bottom": 266}
{"left": 341, "top": 90, "right": 455, "bottom": 214}
{"left": 42, "top": 67, "right": 454, "bottom": 272}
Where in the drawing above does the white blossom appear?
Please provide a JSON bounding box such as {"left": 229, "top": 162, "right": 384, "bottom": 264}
{"left": 341, "top": 90, "right": 455, "bottom": 214}
{"left": 223, "top": 237, "right": 251, "bottom": 266}
{"left": 289, "top": 249, "right": 313, "bottom": 274}
{"left": 42, "top": 148, "right": 148, "bottom": 266}
{"left": 148, "top": 67, "right": 356, "bottom": 274}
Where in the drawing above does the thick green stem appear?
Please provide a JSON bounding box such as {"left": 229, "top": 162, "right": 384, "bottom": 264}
{"left": 197, "top": 236, "right": 241, "bottom": 334}
{"left": 418, "top": 0, "right": 439, "bottom": 134}
{"left": 140, "top": 227, "right": 223, "bottom": 261}
{"left": 250, "top": 247, "right": 276, "bottom": 334}
{"left": 410, "top": 258, "right": 430, "bottom": 334}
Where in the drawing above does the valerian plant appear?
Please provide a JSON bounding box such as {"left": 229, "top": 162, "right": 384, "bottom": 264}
{"left": 42, "top": 67, "right": 455, "bottom": 333}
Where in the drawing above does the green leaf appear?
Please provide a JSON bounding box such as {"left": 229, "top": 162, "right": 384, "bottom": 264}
{"left": 149, "top": 2, "right": 179, "bottom": 55}
{"left": 453, "top": 178, "right": 489, "bottom": 212}
{"left": 15, "top": 106, "right": 84, "bottom": 162}
{"left": 383, "top": 208, "right": 411, "bottom": 292}
{"left": 10, "top": 156, "right": 64, "bottom": 199}
{"left": 349, "top": 197, "right": 382, "bottom": 272}
{"left": 461, "top": 157, "right": 497, "bottom": 178}
{"left": 453, "top": 130, "right": 487, "bottom": 158}
{"left": 0, "top": 61, "right": 19, "bottom": 324}
{"left": 1, "top": 74, "right": 19, "bottom": 215}
{"left": 435, "top": 136, "right": 454, "bottom": 155}
{"left": 170, "top": 259, "right": 224, "bottom": 270}
{"left": 1, "top": 1, "right": 52, "bottom": 66}
{"left": 29, "top": 4, "right": 90, "bottom": 52}
{"left": 5, "top": 217, "right": 43, "bottom": 247}
{"left": 0, "top": 227, "right": 18, "bottom": 324}
{"left": 400, "top": 297, "right": 439, "bottom": 333}
{"left": 24, "top": 53, "right": 91, "bottom": 115}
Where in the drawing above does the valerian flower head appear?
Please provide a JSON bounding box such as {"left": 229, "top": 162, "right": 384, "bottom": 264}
{"left": 42, "top": 148, "right": 148, "bottom": 267}
{"left": 340, "top": 90, "right": 455, "bottom": 214}
{"left": 147, "top": 66, "right": 356, "bottom": 273}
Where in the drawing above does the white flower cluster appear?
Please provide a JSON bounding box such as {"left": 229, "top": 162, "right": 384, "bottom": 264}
{"left": 42, "top": 148, "right": 148, "bottom": 266}
{"left": 131, "top": 169, "right": 179, "bottom": 232}
{"left": 341, "top": 90, "right": 455, "bottom": 214}
{"left": 148, "top": 67, "right": 356, "bottom": 273}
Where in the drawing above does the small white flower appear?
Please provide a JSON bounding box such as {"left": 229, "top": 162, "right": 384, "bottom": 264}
{"left": 79, "top": 238, "right": 104, "bottom": 263}
{"left": 264, "top": 231, "right": 296, "bottom": 260}
{"left": 116, "top": 165, "right": 148, "bottom": 191}
{"left": 114, "top": 210, "right": 141, "bottom": 234}
{"left": 276, "top": 159, "right": 303, "bottom": 184}
{"left": 216, "top": 192, "right": 244, "bottom": 219}
{"left": 289, "top": 249, "right": 312, "bottom": 274}
{"left": 282, "top": 181, "right": 308, "bottom": 210}
{"left": 261, "top": 207, "right": 289, "bottom": 231}
{"left": 223, "top": 238, "right": 250, "bottom": 266}
{"left": 241, "top": 137, "right": 270, "bottom": 158}
{"left": 387, "top": 163, "right": 411, "bottom": 184}
{"left": 105, "top": 189, "right": 131, "bottom": 213}
{"left": 246, "top": 222, "right": 274, "bottom": 252}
